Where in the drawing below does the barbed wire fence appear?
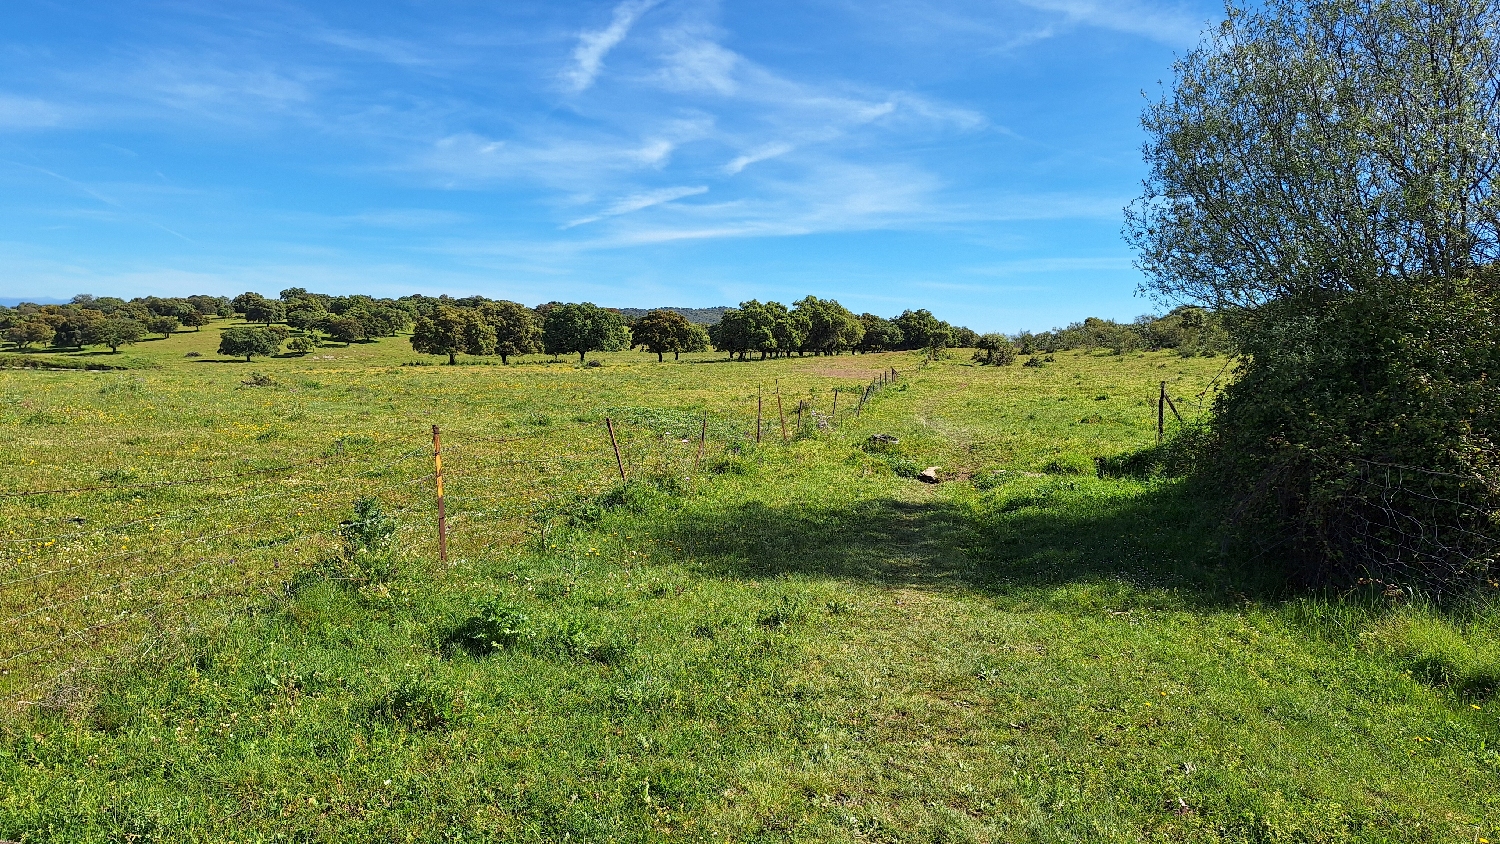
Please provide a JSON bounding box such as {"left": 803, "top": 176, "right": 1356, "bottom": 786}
{"left": 0, "top": 370, "right": 904, "bottom": 714}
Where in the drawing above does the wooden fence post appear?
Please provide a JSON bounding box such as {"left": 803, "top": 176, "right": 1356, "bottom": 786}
{"left": 1157, "top": 381, "right": 1166, "bottom": 444}
{"left": 694, "top": 416, "right": 707, "bottom": 471}
{"left": 1164, "top": 390, "right": 1184, "bottom": 424}
{"left": 831, "top": 388, "right": 839, "bottom": 422}
{"left": 606, "top": 417, "right": 627, "bottom": 481}
{"left": 432, "top": 425, "right": 447, "bottom": 563}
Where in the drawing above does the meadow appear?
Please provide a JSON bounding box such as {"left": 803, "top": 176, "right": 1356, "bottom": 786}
{"left": 0, "top": 323, "right": 1496, "bottom": 843}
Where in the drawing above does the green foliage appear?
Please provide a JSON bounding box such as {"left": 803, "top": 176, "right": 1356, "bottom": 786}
{"left": 1126, "top": 0, "right": 1500, "bottom": 594}
{"left": 338, "top": 496, "right": 396, "bottom": 583}
{"left": 973, "top": 332, "right": 1017, "bottom": 365}
{"left": 893, "top": 308, "right": 951, "bottom": 353}
{"left": 285, "top": 336, "right": 315, "bottom": 355}
{"left": 540, "top": 302, "right": 629, "bottom": 363}
{"left": 629, "top": 308, "right": 696, "bottom": 361}
{"left": 410, "top": 306, "right": 494, "bottom": 364}
{"left": 479, "top": 300, "right": 541, "bottom": 363}
{"left": 89, "top": 317, "right": 146, "bottom": 353}
{"left": 144, "top": 315, "right": 179, "bottom": 338}
{"left": 792, "top": 296, "right": 863, "bottom": 355}
{"left": 444, "top": 599, "right": 530, "bottom": 656}
{"left": 856, "top": 313, "right": 903, "bottom": 352}
{"left": 216, "top": 326, "right": 280, "bottom": 361}
{"left": 1212, "top": 280, "right": 1500, "bottom": 591}
{"left": 370, "top": 681, "right": 452, "bottom": 731}
{"left": 243, "top": 298, "right": 285, "bottom": 325}
{"left": 5, "top": 318, "right": 54, "bottom": 349}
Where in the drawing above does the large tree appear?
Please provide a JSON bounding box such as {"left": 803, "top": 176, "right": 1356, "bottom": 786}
{"left": 541, "top": 303, "right": 629, "bottom": 363}
{"left": 89, "top": 317, "right": 145, "bottom": 353}
{"left": 218, "top": 326, "right": 281, "bottom": 361}
{"left": 410, "top": 306, "right": 495, "bottom": 364}
{"left": 630, "top": 309, "right": 695, "bottom": 362}
{"left": 480, "top": 300, "right": 541, "bottom": 364}
{"left": 1126, "top": 0, "right": 1500, "bottom": 589}
{"left": 145, "top": 316, "right": 179, "bottom": 339}
{"left": 856, "top": 313, "right": 903, "bottom": 353}
{"left": 793, "top": 296, "right": 863, "bottom": 355}
{"left": 244, "top": 298, "right": 286, "bottom": 326}
{"left": 5, "top": 319, "right": 54, "bottom": 350}
{"left": 893, "top": 309, "right": 951, "bottom": 353}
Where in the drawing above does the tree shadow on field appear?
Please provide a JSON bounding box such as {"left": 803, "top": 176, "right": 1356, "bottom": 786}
{"left": 664, "top": 481, "right": 1262, "bottom": 609}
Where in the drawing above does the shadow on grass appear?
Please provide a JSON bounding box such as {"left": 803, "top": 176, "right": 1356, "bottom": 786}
{"left": 661, "top": 480, "right": 1267, "bottom": 610}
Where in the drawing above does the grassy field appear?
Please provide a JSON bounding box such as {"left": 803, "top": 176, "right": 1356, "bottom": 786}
{"left": 1, "top": 322, "right": 1497, "bottom": 842}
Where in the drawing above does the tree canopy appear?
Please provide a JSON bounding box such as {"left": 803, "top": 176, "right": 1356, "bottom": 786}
{"left": 218, "top": 326, "right": 281, "bottom": 361}
{"left": 541, "top": 303, "right": 630, "bottom": 363}
{"left": 1127, "top": 0, "right": 1500, "bottom": 591}
{"left": 410, "top": 306, "right": 495, "bottom": 364}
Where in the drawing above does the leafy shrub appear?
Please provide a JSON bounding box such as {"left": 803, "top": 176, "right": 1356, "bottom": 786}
{"left": 541, "top": 619, "right": 631, "bottom": 665}
{"left": 973, "top": 333, "right": 1017, "bottom": 365}
{"left": 444, "top": 600, "right": 530, "bottom": 656}
{"left": 338, "top": 497, "right": 396, "bottom": 583}
{"left": 1096, "top": 424, "right": 1216, "bottom": 479}
{"left": 1211, "top": 280, "right": 1500, "bottom": 592}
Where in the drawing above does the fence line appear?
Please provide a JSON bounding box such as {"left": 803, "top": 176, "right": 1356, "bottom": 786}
{"left": 1, "top": 377, "right": 908, "bottom": 712}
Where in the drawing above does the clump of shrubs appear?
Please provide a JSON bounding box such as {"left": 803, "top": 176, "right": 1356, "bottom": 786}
{"left": 972, "top": 333, "right": 1017, "bottom": 365}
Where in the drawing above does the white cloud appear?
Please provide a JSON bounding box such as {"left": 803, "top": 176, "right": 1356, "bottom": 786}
{"left": 724, "top": 142, "right": 794, "bottom": 174}
{"left": 0, "top": 95, "right": 64, "bottom": 130}
{"left": 563, "top": 0, "right": 661, "bottom": 93}
{"left": 564, "top": 185, "right": 709, "bottom": 228}
{"left": 1013, "top": 0, "right": 1206, "bottom": 45}
{"left": 653, "top": 34, "right": 740, "bottom": 95}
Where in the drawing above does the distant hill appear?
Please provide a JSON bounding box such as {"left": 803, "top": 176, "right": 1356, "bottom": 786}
{"left": 615, "top": 306, "right": 729, "bottom": 325}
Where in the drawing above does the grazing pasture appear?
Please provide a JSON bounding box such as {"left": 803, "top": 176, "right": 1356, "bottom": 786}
{"left": 0, "top": 324, "right": 1495, "bottom": 842}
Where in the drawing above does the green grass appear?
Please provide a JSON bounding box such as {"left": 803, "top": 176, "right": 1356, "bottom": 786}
{"left": 1, "top": 321, "right": 1497, "bottom": 842}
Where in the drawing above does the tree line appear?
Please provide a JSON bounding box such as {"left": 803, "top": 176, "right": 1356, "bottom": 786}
{"left": 1, "top": 289, "right": 1229, "bottom": 366}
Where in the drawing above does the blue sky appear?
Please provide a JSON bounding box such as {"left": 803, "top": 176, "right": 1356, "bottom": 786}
{"left": 0, "top": 0, "right": 1222, "bottom": 332}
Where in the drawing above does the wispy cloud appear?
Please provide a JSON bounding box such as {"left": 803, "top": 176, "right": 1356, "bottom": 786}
{"left": 0, "top": 95, "right": 64, "bottom": 130}
{"left": 1013, "top": 0, "right": 1207, "bottom": 45}
{"left": 563, "top": 0, "right": 660, "bottom": 93}
{"left": 565, "top": 185, "right": 708, "bottom": 228}
{"left": 724, "top": 142, "right": 793, "bottom": 174}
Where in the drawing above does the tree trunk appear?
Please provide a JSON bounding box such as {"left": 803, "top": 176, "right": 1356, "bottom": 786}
{"left": 657, "top": 351, "right": 663, "bottom": 362}
{"left": 500, "top": 353, "right": 508, "bottom": 365}
{"left": 448, "top": 351, "right": 457, "bottom": 365}
{"left": 674, "top": 351, "right": 680, "bottom": 360}
{"left": 579, "top": 350, "right": 587, "bottom": 363}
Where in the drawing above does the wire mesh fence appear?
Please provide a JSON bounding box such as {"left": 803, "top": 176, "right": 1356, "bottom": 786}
{"left": 0, "top": 378, "right": 897, "bottom": 713}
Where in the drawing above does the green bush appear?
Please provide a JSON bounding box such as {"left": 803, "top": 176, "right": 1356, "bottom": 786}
{"left": 444, "top": 600, "right": 530, "bottom": 656}
{"left": 338, "top": 497, "right": 396, "bottom": 583}
{"left": 1211, "top": 279, "right": 1500, "bottom": 592}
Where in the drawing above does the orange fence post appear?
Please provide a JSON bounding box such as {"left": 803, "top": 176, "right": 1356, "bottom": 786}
{"left": 432, "top": 424, "right": 447, "bottom": 563}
